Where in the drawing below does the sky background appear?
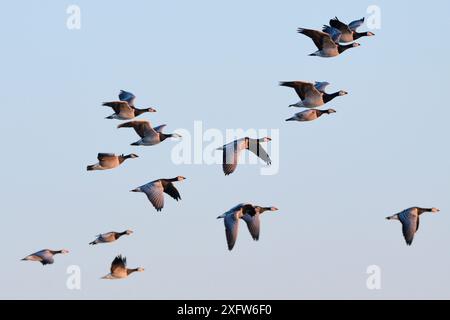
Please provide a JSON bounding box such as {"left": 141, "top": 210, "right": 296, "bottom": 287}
{"left": 1, "top": 0, "right": 450, "bottom": 299}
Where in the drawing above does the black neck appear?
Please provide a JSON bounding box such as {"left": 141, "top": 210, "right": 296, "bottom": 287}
{"left": 338, "top": 44, "right": 354, "bottom": 53}
{"left": 50, "top": 250, "right": 62, "bottom": 255}
{"left": 417, "top": 208, "right": 433, "bottom": 215}
{"left": 323, "top": 92, "right": 340, "bottom": 103}
{"left": 116, "top": 231, "right": 127, "bottom": 239}
{"left": 353, "top": 32, "right": 368, "bottom": 40}
{"left": 134, "top": 108, "right": 148, "bottom": 116}
{"left": 127, "top": 268, "right": 139, "bottom": 275}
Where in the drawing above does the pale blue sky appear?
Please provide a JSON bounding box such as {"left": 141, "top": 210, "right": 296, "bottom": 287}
{"left": 1, "top": 0, "right": 450, "bottom": 299}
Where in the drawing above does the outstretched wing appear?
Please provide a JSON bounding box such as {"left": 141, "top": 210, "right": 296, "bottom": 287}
{"left": 297, "top": 28, "right": 335, "bottom": 50}
{"left": 142, "top": 181, "right": 165, "bottom": 211}
{"left": 247, "top": 140, "right": 271, "bottom": 165}
{"left": 349, "top": 18, "right": 365, "bottom": 32}
{"left": 117, "top": 120, "right": 155, "bottom": 138}
{"left": 111, "top": 255, "right": 127, "bottom": 275}
{"left": 329, "top": 17, "right": 352, "bottom": 34}
{"left": 279, "top": 81, "right": 320, "bottom": 101}
{"left": 398, "top": 210, "right": 418, "bottom": 246}
{"left": 322, "top": 25, "right": 342, "bottom": 43}
{"left": 224, "top": 213, "right": 240, "bottom": 251}
{"left": 119, "top": 90, "right": 136, "bottom": 107}
{"left": 314, "top": 81, "right": 331, "bottom": 93}
{"left": 102, "top": 101, "right": 132, "bottom": 114}
{"left": 242, "top": 213, "right": 261, "bottom": 241}
{"left": 222, "top": 139, "right": 246, "bottom": 176}
{"left": 162, "top": 181, "right": 181, "bottom": 201}
{"left": 152, "top": 124, "right": 167, "bottom": 133}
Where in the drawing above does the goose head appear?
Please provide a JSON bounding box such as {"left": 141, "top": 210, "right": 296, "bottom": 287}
{"left": 176, "top": 176, "right": 187, "bottom": 182}
{"left": 338, "top": 91, "right": 348, "bottom": 96}
{"left": 367, "top": 31, "right": 375, "bottom": 37}
{"left": 136, "top": 267, "right": 145, "bottom": 272}
{"left": 130, "top": 187, "right": 142, "bottom": 193}
{"left": 125, "top": 230, "right": 134, "bottom": 235}
{"left": 60, "top": 249, "right": 69, "bottom": 255}
{"left": 431, "top": 208, "right": 440, "bottom": 214}
{"left": 147, "top": 107, "right": 157, "bottom": 113}
{"left": 129, "top": 154, "right": 139, "bottom": 159}
{"left": 352, "top": 43, "right": 361, "bottom": 48}
{"left": 326, "top": 109, "right": 337, "bottom": 114}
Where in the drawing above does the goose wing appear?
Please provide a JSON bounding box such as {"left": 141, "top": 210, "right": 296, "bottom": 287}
{"left": 119, "top": 90, "right": 136, "bottom": 107}
{"left": 117, "top": 120, "right": 156, "bottom": 138}
{"left": 314, "top": 81, "right": 331, "bottom": 93}
{"left": 153, "top": 124, "right": 167, "bottom": 133}
{"left": 222, "top": 139, "right": 247, "bottom": 176}
{"left": 142, "top": 180, "right": 165, "bottom": 211}
{"left": 322, "top": 25, "right": 342, "bottom": 43}
{"left": 398, "top": 209, "right": 418, "bottom": 246}
{"left": 242, "top": 213, "right": 261, "bottom": 241}
{"left": 348, "top": 18, "right": 365, "bottom": 32}
{"left": 224, "top": 212, "right": 240, "bottom": 251}
{"left": 329, "top": 17, "right": 352, "bottom": 34}
{"left": 162, "top": 180, "right": 181, "bottom": 201}
{"left": 297, "top": 28, "right": 336, "bottom": 50}
{"left": 97, "top": 153, "right": 116, "bottom": 161}
{"left": 111, "top": 255, "right": 127, "bottom": 277}
{"left": 279, "top": 81, "right": 321, "bottom": 100}
{"left": 247, "top": 140, "right": 272, "bottom": 165}
{"left": 102, "top": 101, "right": 132, "bottom": 114}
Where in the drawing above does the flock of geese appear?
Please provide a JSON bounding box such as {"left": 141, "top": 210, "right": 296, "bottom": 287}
{"left": 21, "top": 14, "right": 440, "bottom": 281}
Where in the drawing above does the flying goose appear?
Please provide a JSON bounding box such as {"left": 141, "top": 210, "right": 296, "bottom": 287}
{"left": 297, "top": 28, "right": 360, "bottom": 57}
{"left": 117, "top": 120, "right": 182, "bottom": 146}
{"left": 386, "top": 207, "right": 440, "bottom": 245}
{"left": 241, "top": 206, "right": 278, "bottom": 241}
{"left": 21, "top": 249, "right": 69, "bottom": 265}
{"left": 103, "top": 90, "right": 157, "bottom": 120}
{"left": 101, "top": 255, "right": 144, "bottom": 280}
{"left": 131, "top": 176, "right": 186, "bottom": 212}
{"left": 87, "top": 153, "right": 138, "bottom": 171}
{"left": 89, "top": 230, "right": 133, "bottom": 245}
{"left": 323, "top": 17, "right": 374, "bottom": 43}
{"left": 286, "top": 109, "right": 336, "bottom": 122}
{"left": 217, "top": 137, "right": 272, "bottom": 176}
{"left": 279, "top": 81, "right": 347, "bottom": 108}
{"left": 217, "top": 204, "right": 278, "bottom": 250}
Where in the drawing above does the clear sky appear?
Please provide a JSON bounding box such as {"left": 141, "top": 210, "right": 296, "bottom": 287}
{"left": 1, "top": 0, "right": 450, "bottom": 299}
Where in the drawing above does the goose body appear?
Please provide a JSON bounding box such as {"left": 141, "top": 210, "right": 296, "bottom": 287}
{"left": 218, "top": 137, "right": 272, "bottom": 176}
{"left": 131, "top": 176, "right": 185, "bottom": 212}
{"left": 386, "top": 207, "right": 440, "bottom": 245}
{"left": 87, "top": 153, "right": 138, "bottom": 171}
{"left": 103, "top": 90, "right": 156, "bottom": 120}
{"left": 217, "top": 204, "right": 278, "bottom": 251}
{"left": 22, "top": 249, "right": 69, "bottom": 265}
{"left": 280, "top": 81, "right": 347, "bottom": 108}
{"left": 102, "top": 255, "right": 144, "bottom": 280}
{"left": 286, "top": 109, "right": 336, "bottom": 122}
{"left": 323, "top": 17, "right": 374, "bottom": 43}
{"left": 117, "top": 120, "right": 182, "bottom": 146}
{"left": 89, "top": 230, "right": 133, "bottom": 245}
{"left": 297, "top": 28, "right": 360, "bottom": 57}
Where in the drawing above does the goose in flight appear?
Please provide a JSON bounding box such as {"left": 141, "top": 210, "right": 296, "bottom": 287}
{"left": 103, "top": 90, "right": 156, "bottom": 120}
{"left": 297, "top": 28, "right": 360, "bottom": 57}
{"left": 286, "top": 109, "right": 336, "bottom": 122}
{"left": 101, "top": 255, "right": 144, "bottom": 280}
{"left": 280, "top": 81, "right": 347, "bottom": 108}
{"left": 217, "top": 137, "right": 272, "bottom": 176}
{"left": 89, "top": 230, "right": 133, "bottom": 245}
{"left": 118, "top": 120, "right": 182, "bottom": 146}
{"left": 217, "top": 204, "right": 278, "bottom": 251}
{"left": 131, "top": 176, "right": 186, "bottom": 212}
{"left": 323, "top": 17, "right": 374, "bottom": 43}
{"left": 21, "top": 249, "right": 69, "bottom": 265}
{"left": 386, "top": 207, "right": 440, "bottom": 245}
{"left": 87, "top": 153, "right": 138, "bottom": 171}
